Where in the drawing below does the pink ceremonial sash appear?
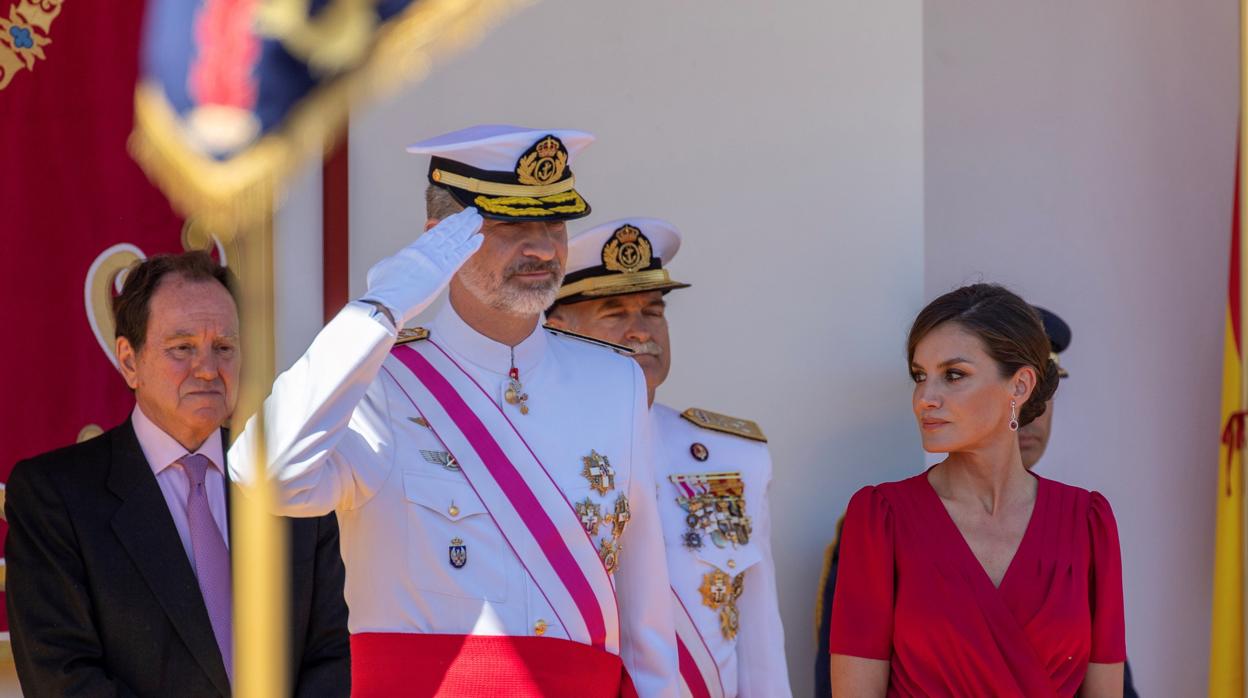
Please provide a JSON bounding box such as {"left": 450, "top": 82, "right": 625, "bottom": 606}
{"left": 674, "top": 589, "right": 724, "bottom": 698}
{"left": 385, "top": 341, "right": 620, "bottom": 653}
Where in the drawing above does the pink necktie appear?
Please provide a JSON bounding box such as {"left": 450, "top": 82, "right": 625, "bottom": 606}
{"left": 180, "top": 453, "right": 233, "bottom": 682}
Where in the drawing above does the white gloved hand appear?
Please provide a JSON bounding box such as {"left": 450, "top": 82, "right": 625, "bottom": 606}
{"left": 361, "top": 207, "right": 484, "bottom": 327}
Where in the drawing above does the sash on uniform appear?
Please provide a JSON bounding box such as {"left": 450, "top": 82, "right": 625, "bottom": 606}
{"left": 674, "top": 589, "right": 724, "bottom": 698}
{"left": 385, "top": 340, "right": 621, "bottom": 653}
{"left": 351, "top": 634, "right": 638, "bottom": 698}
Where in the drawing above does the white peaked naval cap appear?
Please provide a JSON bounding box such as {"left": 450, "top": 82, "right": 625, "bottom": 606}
{"left": 406, "top": 125, "right": 595, "bottom": 221}
{"left": 556, "top": 218, "right": 691, "bottom": 303}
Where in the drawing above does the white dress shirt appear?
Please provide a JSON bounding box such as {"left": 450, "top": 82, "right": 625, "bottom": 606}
{"left": 131, "top": 404, "right": 229, "bottom": 564}
{"left": 229, "top": 300, "right": 679, "bottom": 697}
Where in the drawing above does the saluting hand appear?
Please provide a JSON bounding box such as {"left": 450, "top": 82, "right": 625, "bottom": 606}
{"left": 362, "top": 207, "right": 485, "bottom": 327}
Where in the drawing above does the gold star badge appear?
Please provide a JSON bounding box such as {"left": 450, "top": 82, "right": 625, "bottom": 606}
{"left": 576, "top": 498, "right": 603, "bottom": 537}
{"left": 581, "top": 450, "right": 615, "bottom": 495}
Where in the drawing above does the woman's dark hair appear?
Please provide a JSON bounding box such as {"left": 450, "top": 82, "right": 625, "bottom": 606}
{"left": 112, "top": 251, "right": 237, "bottom": 352}
{"left": 906, "top": 283, "right": 1059, "bottom": 427}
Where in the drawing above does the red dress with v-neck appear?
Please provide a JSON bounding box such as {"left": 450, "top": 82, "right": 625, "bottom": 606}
{"left": 828, "top": 472, "right": 1125, "bottom": 697}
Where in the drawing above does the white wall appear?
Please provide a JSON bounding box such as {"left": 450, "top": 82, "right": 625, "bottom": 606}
{"left": 924, "top": 1, "right": 1237, "bottom": 692}
{"left": 273, "top": 162, "right": 324, "bottom": 373}
{"left": 346, "top": 1, "right": 925, "bottom": 694}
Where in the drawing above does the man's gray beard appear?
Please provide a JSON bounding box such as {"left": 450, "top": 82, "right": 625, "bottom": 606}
{"left": 458, "top": 260, "right": 564, "bottom": 317}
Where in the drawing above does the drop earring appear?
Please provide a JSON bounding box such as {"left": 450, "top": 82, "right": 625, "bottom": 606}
{"left": 1008, "top": 400, "right": 1019, "bottom": 432}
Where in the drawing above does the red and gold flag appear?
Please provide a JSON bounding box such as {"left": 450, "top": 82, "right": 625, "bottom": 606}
{"left": 1212, "top": 5, "right": 1248, "bottom": 693}
{"left": 1212, "top": 151, "right": 1247, "bottom": 695}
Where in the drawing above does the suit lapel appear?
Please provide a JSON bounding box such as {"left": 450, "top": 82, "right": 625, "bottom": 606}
{"left": 222, "top": 433, "right": 231, "bottom": 532}
{"left": 107, "top": 420, "right": 231, "bottom": 696}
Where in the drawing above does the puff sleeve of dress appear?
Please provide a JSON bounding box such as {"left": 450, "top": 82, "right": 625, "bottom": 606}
{"left": 1088, "top": 492, "right": 1127, "bottom": 664}
{"left": 827, "top": 485, "right": 894, "bottom": 661}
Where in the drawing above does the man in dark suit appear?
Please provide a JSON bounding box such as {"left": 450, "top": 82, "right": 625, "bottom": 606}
{"left": 6, "top": 251, "right": 350, "bottom": 697}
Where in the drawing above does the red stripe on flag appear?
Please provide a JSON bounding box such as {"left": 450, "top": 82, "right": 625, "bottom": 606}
{"left": 1231, "top": 151, "right": 1242, "bottom": 356}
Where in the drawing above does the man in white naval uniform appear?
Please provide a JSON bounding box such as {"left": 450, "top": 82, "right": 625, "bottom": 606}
{"left": 547, "top": 219, "right": 791, "bottom": 698}
{"left": 229, "top": 127, "right": 677, "bottom": 697}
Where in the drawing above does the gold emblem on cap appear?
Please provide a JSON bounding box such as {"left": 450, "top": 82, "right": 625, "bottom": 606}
{"left": 602, "top": 225, "right": 653, "bottom": 274}
{"left": 516, "top": 135, "right": 569, "bottom": 186}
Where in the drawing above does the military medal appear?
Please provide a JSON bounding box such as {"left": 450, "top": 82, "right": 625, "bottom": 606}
{"left": 690, "top": 442, "right": 709, "bottom": 462}
{"left": 598, "top": 538, "right": 620, "bottom": 574}
{"left": 671, "top": 472, "right": 751, "bottom": 550}
{"left": 504, "top": 367, "right": 529, "bottom": 415}
{"left": 576, "top": 498, "right": 603, "bottom": 537}
{"left": 610, "top": 495, "right": 631, "bottom": 538}
{"left": 449, "top": 538, "right": 467, "bottom": 569}
{"left": 699, "top": 568, "right": 745, "bottom": 640}
{"left": 574, "top": 451, "right": 627, "bottom": 571}
{"left": 581, "top": 450, "right": 615, "bottom": 495}
{"left": 504, "top": 347, "right": 530, "bottom": 415}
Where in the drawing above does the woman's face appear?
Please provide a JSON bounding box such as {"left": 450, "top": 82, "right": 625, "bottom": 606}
{"left": 910, "top": 322, "right": 1032, "bottom": 454}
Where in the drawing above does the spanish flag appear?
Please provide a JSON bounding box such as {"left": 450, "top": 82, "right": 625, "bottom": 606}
{"left": 1212, "top": 147, "right": 1247, "bottom": 696}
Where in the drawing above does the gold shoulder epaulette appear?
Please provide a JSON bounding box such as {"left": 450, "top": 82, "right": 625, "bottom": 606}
{"left": 680, "top": 407, "right": 767, "bottom": 442}
{"left": 395, "top": 327, "right": 430, "bottom": 345}
{"left": 543, "top": 325, "right": 634, "bottom": 355}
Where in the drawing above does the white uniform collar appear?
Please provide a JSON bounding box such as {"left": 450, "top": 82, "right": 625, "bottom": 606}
{"left": 430, "top": 300, "right": 548, "bottom": 376}
{"left": 131, "top": 403, "right": 225, "bottom": 475}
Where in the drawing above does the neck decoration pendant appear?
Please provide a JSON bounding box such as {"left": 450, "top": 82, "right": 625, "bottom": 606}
{"left": 504, "top": 348, "right": 530, "bottom": 415}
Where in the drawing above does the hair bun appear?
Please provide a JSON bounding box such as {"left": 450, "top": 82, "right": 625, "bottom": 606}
{"left": 1018, "top": 357, "right": 1060, "bottom": 427}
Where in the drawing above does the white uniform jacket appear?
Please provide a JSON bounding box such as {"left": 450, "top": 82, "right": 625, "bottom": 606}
{"left": 229, "top": 301, "right": 678, "bottom": 697}
{"left": 652, "top": 403, "right": 792, "bottom": 698}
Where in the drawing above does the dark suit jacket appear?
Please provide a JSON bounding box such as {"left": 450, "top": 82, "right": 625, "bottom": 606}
{"left": 5, "top": 419, "right": 351, "bottom": 697}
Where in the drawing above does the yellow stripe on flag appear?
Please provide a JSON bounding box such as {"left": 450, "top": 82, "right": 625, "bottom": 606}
{"left": 1211, "top": 6, "right": 1248, "bottom": 691}
{"left": 1212, "top": 312, "right": 1245, "bottom": 697}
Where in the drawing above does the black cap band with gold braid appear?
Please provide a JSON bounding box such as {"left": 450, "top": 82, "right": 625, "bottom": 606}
{"left": 427, "top": 134, "right": 591, "bottom": 221}
{"left": 555, "top": 224, "right": 690, "bottom": 304}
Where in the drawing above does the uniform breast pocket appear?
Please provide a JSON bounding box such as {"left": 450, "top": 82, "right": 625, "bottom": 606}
{"left": 704, "top": 543, "right": 762, "bottom": 596}
{"left": 690, "top": 540, "right": 764, "bottom": 578}
{"left": 402, "top": 471, "right": 515, "bottom": 602}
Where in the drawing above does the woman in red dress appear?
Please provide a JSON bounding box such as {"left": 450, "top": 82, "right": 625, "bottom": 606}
{"left": 829, "top": 284, "right": 1125, "bottom": 697}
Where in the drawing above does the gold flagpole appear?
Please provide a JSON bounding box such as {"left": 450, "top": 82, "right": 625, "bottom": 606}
{"left": 230, "top": 218, "right": 289, "bottom": 698}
